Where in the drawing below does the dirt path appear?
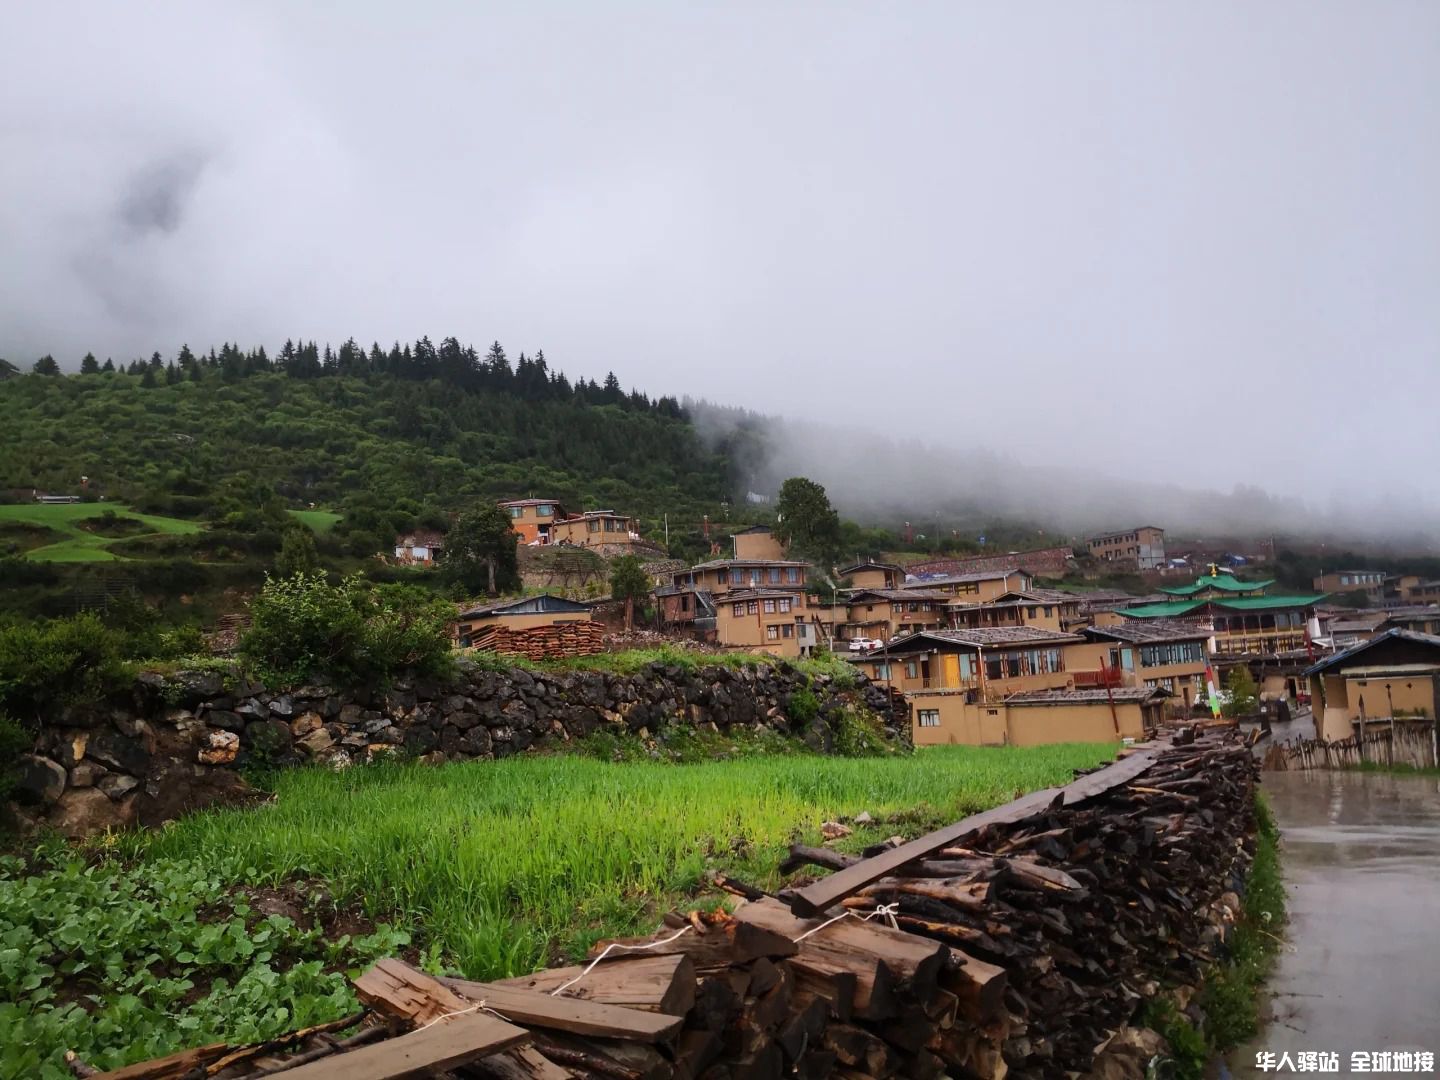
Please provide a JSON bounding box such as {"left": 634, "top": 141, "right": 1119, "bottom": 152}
{"left": 1227, "top": 769, "right": 1440, "bottom": 1076}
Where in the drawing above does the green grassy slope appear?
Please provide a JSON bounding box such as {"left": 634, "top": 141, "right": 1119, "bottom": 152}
{"left": 0, "top": 503, "right": 200, "bottom": 562}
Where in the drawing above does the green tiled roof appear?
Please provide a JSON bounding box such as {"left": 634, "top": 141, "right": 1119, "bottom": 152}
{"left": 1158, "top": 574, "right": 1275, "bottom": 597}
{"left": 1122, "top": 595, "right": 1324, "bottom": 619}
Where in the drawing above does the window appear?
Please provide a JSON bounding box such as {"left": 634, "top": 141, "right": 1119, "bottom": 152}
{"left": 733, "top": 602, "right": 745, "bottom": 617}
{"left": 604, "top": 517, "right": 619, "bottom": 532}
{"left": 508, "top": 506, "right": 524, "bottom": 518}
{"left": 766, "top": 626, "right": 779, "bottom": 640}
{"left": 763, "top": 599, "right": 776, "bottom": 613}
{"left": 905, "top": 661, "right": 919, "bottom": 679}
{"left": 536, "top": 504, "right": 552, "bottom": 516}
{"left": 1043, "top": 606, "right": 1053, "bottom": 617}
{"left": 681, "top": 595, "right": 690, "bottom": 613}
{"left": 778, "top": 598, "right": 791, "bottom": 613}
{"left": 875, "top": 662, "right": 892, "bottom": 679}
{"left": 769, "top": 568, "right": 781, "bottom": 583}
{"left": 587, "top": 519, "right": 600, "bottom": 533}
{"left": 747, "top": 601, "right": 758, "bottom": 615}
{"left": 781, "top": 624, "right": 793, "bottom": 638}
{"left": 786, "top": 567, "right": 800, "bottom": 583}
{"left": 717, "top": 570, "right": 729, "bottom": 585}
{"left": 918, "top": 709, "right": 940, "bottom": 727}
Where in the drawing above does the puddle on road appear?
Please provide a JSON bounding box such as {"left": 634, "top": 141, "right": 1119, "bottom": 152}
{"left": 1227, "top": 770, "right": 1440, "bottom": 1077}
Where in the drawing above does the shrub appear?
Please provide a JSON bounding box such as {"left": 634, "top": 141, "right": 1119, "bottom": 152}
{"left": 0, "top": 714, "right": 33, "bottom": 799}
{"left": 0, "top": 613, "right": 132, "bottom": 723}
{"left": 240, "top": 572, "right": 454, "bottom": 686}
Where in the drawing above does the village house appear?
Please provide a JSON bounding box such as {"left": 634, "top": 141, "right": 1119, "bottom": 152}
{"left": 1402, "top": 579, "right": 1440, "bottom": 604}
{"left": 854, "top": 627, "right": 1168, "bottom": 746}
{"left": 656, "top": 558, "right": 813, "bottom": 639}
{"left": 835, "top": 589, "right": 949, "bottom": 645}
{"left": 713, "top": 589, "right": 817, "bottom": 657}
{"left": 1306, "top": 629, "right": 1440, "bottom": 742}
{"left": 548, "top": 510, "right": 656, "bottom": 554}
{"left": 947, "top": 589, "right": 1083, "bottom": 634}
{"left": 499, "top": 499, "right": 567, "bottom": 545}
{"left": 1118, "top": 569, "right": 1324, "bottom": 658}
{"left": 903, "top": 568, "right": 1033, "bottom": 603}
{"left": 453, "top": 594, "right": 593, "bottom": 647}
{"left": 838, "top": 561, "right": 907, "bottom": 591}
{"left": 1323, "top": 605, "right": 1440, "bottom": 647}
{"left": 393, "top": 529, "right": 445, "bottom": 566}
{"left": 1312, "top": 569, "right": 1387, "bottom": 602}
{"left": 1087, "top": 526, "right": 1166, "bottom": 570}
{"left": 730, "top": 524, "right": 786, "bottom": 561}
{"left": 1074, "top": 620, "right": 1212, "bottom": 709}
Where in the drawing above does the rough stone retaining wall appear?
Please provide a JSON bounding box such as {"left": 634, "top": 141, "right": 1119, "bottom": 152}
{"left": 8, "top": 660, "right": 894, "bottom": 838}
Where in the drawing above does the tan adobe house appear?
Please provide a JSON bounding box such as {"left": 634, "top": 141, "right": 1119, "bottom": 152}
{"left": 656, "top": 558, "right": 812, "bottom": 640}
{"left": 453, "top": 594, "right": 592, "bottom": 647}
{"left": 394, "top": 529, "right": 445, "bottom": 566}
{"left": 713, "top": 589, "right": 817, "bottom": 657}
{"left": 1312, "top": 569, "right": 1386, "bottom": 602}
{"left": 837, "top": 589, "right": 949, "bottom": 644}
{"left": 731, "top": 525, "right": 785, "bottom": 561}
{"left": 947, "top": 589, "right": 1082, "bottom": 634}
{"left": 838, "top": 561, "right": 907, "bottom": 591}
{"left": 1088, "top": 526, "right": 1166, "bottom": 570}
{"left": 1307, "top": 629, "right": 1440, "bottom": 741}
{"left": 499, "top": 499, "right": 568, "bottom": 545}
{"left": 903, "top": 569, "right": 1033, "bottom": 603}
{"left": 1074, "top": 620, "right": 1212, "bottom": 709}
{"left": 548, "top": 510, "right": 655, "bottom": 553}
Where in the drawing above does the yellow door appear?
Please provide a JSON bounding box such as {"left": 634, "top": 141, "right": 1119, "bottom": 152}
{"left": 942, "top": 654, "right": 960, "bottom": 689}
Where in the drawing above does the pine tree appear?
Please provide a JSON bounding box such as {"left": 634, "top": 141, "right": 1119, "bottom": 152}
{"left": 32, "top": 355, "right": 61, "bottom": 376}
{"left": 140, "top": 366, "right": 157, "bottom": 388}
{"left": 101, "top": 358, "right": 115, "bottom": 373}
{"left": 79, "top": 353, "right": 100, "bottom": 374}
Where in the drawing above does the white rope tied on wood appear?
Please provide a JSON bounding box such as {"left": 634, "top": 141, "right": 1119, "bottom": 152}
{"left": 548, "top": 924, "right": 696, "bottom": 997}
{"left": 793, "top": 901, "right": 901, "bottom": 940}
{"left": 413, "top": 999, "right": 515, "bottom": 1032}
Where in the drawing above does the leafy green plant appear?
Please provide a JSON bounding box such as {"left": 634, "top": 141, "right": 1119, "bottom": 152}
{"left": 239, "top": 572, "right": 453, "bottom": 686}
{"left": 0, "top": 613, "right": 132, "bottom": 722}
{"left": 0, "top": 713, "right": 33, "bottom": 800}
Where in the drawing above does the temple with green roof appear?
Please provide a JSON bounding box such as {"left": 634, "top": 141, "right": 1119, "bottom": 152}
{"left": 1120, "top": 564, "right": 1326, "bottom": 656}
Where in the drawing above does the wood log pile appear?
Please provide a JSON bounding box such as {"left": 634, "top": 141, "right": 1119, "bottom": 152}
{"left": 86, "top": 729, "right": 1260, "bottom": 1080}
{"left": 469, "top": 622, "right": 608, "bottom": 662}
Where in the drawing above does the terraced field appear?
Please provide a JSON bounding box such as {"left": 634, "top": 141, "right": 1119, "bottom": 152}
{"left": 0, "top": 503, "right": 201, "bottom": 561}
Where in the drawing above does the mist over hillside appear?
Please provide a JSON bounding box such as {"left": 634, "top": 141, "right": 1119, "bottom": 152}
{"left": 690, "top": 401, "right": 1440, "bottom": 551}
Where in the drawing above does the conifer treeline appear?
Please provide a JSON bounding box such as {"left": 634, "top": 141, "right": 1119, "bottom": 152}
{"left": 27, "top": 337, "right": 684, "bottom": 417}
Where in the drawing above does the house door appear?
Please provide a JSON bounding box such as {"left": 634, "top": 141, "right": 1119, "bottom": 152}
{"left": 942, "top": 654, "right": 960, "bottom": 689}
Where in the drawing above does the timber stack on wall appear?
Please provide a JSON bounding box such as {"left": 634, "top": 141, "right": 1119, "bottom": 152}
{"left": 468, "top": 621, "right": 609, "bottom": 661}
{"left": 7, "top": 660, "right": 897, "bottom": 838}
{"left": 88, "top": 730, "right": 1260, "bottom": 1080}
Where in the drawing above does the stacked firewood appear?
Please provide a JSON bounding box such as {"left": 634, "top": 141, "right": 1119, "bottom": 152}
{"left": 469, "top": 621, "right": 608, "bottom": 661}
{"left": 87, "top": 730, "right": 1260, "bottom": 1080}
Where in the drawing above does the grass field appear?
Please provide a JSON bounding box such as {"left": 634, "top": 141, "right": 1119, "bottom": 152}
{"left": 6, "top": 743, "right": 1112, "bottom": 1076}
{"left": 286, "top": 509, "right": 342, "bottom": 533}
{"left": 0, "top": 503, "right": 201, "bottom": 562}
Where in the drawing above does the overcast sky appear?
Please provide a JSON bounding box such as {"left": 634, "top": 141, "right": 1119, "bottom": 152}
{"left": 2, "top": 2, "right": 1437, "bottom": 510}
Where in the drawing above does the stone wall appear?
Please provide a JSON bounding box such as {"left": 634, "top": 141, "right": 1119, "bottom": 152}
{"left": 8, "top": 659, "right": 897, "bottom": 838}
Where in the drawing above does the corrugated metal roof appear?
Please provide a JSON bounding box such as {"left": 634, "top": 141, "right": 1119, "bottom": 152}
{"left": 1082, "top": 620, "right": 1211, "bottom": 643}
{"left": 457, "top": 593, "right": 591, "bottom": 618}
{"left": 1304, "top": 628, "right": 1440, "bottom": 676}
{"left": 1005, "top": 686, "right": 1170, "bottom": 705}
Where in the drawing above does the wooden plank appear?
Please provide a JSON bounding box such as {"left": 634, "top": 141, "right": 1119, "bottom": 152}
{"left": 470, "top": 1046, "right": 575, "bottom": 1079}
{"left": 264, "top": 1013, "right": 529, "bottom": 1080}
{"left": 355, "top": 958, "right": 469, "bottom": 1026}
{"left": 88, "top": 1044, "right": 229, "bottom": 1080}
{"left": 438, "top": 979, "right": 683, "bottom": 1043}
{"left": 785, "top": 749, "right": 1158, "bottom": 916}
{"left": 487, "top": 954, "right": 695, "bottom": 1015}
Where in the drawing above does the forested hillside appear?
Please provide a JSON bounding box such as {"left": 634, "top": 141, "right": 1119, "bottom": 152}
{"left": 0, "top": 338, "right": 749, "bottom": 545}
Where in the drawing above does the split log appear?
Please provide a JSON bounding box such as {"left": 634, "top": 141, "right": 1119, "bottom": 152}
{"left": 490, "top": 954, "right": 696, "bottom": 1016}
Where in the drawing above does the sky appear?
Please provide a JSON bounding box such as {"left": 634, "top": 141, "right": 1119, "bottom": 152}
{"left": 2, "top": 1, "right": 1438, "bottom": 518}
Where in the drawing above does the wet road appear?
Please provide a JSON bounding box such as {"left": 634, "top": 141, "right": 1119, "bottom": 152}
{"left": 1229, "top": 769, "right": 1440, "bottom": 1075}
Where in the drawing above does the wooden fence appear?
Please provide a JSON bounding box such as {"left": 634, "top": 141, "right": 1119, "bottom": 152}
{"left": 1263, "top": 719, "right": 1438, "bottom": 771}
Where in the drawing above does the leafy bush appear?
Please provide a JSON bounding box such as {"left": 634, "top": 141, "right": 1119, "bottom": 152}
{"left": 240, "top": 572, "right": 454, "bottom": 686}
{"left": 0, "top": 614, "right": 132, "bottom": 723}
{"left": 0, "top": 714, "right": 33, "bottom": 800}
{"left": 786, "top": 686, "right": 820, "bottom": 724}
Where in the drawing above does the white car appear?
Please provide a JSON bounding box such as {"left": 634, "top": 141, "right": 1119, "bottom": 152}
{"left": 848, "top": 637, "right": 884, "bottom": 652}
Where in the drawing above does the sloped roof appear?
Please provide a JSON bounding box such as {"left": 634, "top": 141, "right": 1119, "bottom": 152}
{"left": 904, "top": 569, "right": 1031, "bottom": 588}
{"left": 1082, "top": 620, "right": 1212, "bottom": 644}
{"left": 848, "top": 589, "right": 950, "bottom": 603}
{"left": 688, "top": 558, "right": 811, "bottom": 570}
{"left": 882, "top": 627, "right": 1083, "bottom": 652}
{"left": 1159, "top": 574, "right": 1275, "bottom": 596}
{"left": 1122, "top": 595, "right": 1323, "bottom": 618}
{"left": 839, "top": 561, "right": 903, "bottom": 575}
{"left": 730, "top": 524, "right": 775, "bottom": 535}
{"left": 457, "top": 593, "right": 591, "bottom": 618}
{"left": 1305, "top": 628, "right": 1440, "bottom": 676}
